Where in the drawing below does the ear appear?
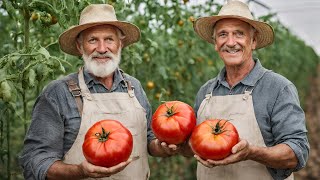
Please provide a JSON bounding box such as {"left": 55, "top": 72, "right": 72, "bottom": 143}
{"left": 251, "top": 34, "right": 258, "bottom": 50}
{"left": 76, "top": 41, "right": 83, "bottom": 55}
{"left": 120, "top": 40, "right": 124, "bottom": 48}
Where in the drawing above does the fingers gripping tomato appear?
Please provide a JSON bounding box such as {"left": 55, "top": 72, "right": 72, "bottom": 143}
{"left": 189, "top": 119, "right": 239, "bottom": 160}
{"left": 152, "top": 101, "right": 196, "bottom": 144}
{"left": 82, "top": 120, "right": 133, "bottom": 167}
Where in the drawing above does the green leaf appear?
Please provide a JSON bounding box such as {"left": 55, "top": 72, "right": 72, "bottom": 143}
{"left": 0, "top": 81, "right": 12, "bottom": 102}
{"left": 147, "top": 38, "right": 159, "bottom": 48}
{"left": 28, "top": 69, "right": 36, "bottom": 87}
{"left": 38, "top": 47, "right": 51, "bottom": 60}
{"left": 158, "top": 66, "right": 168, "bottom": 79}
{"left": 59, "top": 61, "right": 66, "bottom": 73}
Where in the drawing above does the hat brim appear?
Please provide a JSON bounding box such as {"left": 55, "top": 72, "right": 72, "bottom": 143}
{"left": 193, "top": 15, "right": 274, "bottom": 49}
{"left": 59, "top": 21, "right": 140, "bottom": 56}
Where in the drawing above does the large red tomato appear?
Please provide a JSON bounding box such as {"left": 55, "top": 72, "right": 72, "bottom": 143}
{"left": 152, "top": 101, "right": 196, "bottom": 144}
{"left": 189, "top": 119, "right": 239, "bottom": 160}
{"left": 82, "top": 120, "right": 133, "bottom": 167}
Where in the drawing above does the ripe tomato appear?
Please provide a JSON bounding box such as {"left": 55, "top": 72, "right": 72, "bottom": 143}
{"left": 189, "top": 119, "right": 239, "bottom": 160}
{"left": 82, "top": 120, "right": 133, "bottom": 167}
{"left": 152, "top": 101, "right": 196, "bottom": 144}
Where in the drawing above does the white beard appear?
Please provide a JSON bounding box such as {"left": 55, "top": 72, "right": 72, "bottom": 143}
{"left": 83, "top": 48, "right": 121, "bottom": 78}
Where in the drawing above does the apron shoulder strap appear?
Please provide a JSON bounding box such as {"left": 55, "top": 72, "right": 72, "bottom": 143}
{"left": 205, "top": 78, "right": 219, "bottom": 98}
{"left": 67, "top": 78, "right": 83, "bottom": 117}
{"left": 119, "top": 69, "right": 135, "bottom": 98}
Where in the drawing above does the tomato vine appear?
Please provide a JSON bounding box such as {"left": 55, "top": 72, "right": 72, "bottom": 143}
{"left": 0, "top": 0, "right": 318, "bottom": 179}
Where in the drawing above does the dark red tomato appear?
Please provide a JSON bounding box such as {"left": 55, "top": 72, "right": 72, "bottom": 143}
{"left": 82, "top": 120, "right": 133, "bottom": 167}
{"left": 189, "top": 119, "right": 239, "bottom": 160}
{"left": 152, "top": 101, "right": 196, "bottom": 144}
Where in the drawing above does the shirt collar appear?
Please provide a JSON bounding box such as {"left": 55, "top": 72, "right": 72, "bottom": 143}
{"left": 216, "top": 58, "right": 266, "bottom": 87}
{"left": 83, "top": 67, "right": 126, "bottom": 90}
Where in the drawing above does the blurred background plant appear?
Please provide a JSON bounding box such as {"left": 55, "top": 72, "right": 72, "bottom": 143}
{"left": 0, "top": 0, "right": 319, "bottom": 179}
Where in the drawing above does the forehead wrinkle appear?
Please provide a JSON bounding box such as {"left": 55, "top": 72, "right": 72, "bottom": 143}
{"left": 82, "top": 25, "right": 118, "bottom": 38}
{"left": 215, "top": 18, "right": 252, "bottom": 32}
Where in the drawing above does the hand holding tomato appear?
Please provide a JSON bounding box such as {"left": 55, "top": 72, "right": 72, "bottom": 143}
{"left": 82, "top": 120, "right": 133, "bottom": 168}
{"left": 194, "top": 139, "right": 251, "bottom": 168}
{"left": 152, "top": 101, "right": 196, "bottom": 145}
{"left": 189, "top": 119, "right": 239, "bottom": 160}
{"left": 79, "top": 158, "right": 134, "bottom": 178}
{"left": 154, "top": 139, "right": 179, "bottom": 156}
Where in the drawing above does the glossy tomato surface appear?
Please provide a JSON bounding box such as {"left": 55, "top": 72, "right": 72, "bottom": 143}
{"left": 82, "top": 120, "right": 133, "bottom": 167}
{"left": 152, "top": 101, "right": 196, "bottom": 144}
{"left": 189, "top": 119, "right": 239, "bottom": 160}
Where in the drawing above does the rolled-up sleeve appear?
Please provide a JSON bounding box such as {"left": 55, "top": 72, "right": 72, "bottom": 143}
{"left": 270, "top": 83, "right": 309, "bottom": 176}
{"left": 19, "top": 90, "right": 64, "bottom": 180}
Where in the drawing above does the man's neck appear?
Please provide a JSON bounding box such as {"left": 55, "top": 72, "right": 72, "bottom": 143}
{"left": 225, "top": 59, "right": 255, "bottom": 88}
{"left": 96, "top": 73, "right": 114, "bottom": 90}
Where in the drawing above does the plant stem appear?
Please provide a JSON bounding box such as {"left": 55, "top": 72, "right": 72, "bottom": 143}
{"left": 5, "top": 108, "right": 11, "bottom": 180}
{"left": 23, "top": 0, "right": 30, "bottom": 51}
{"left": 22, "top": 0, "right": 30, "bottom": 134}
{"left": 23, "top": 93, "right": 27, "bottom": 134}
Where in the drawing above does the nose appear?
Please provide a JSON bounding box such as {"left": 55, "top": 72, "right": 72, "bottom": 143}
{"left": 226, "top": 35, "right": 236, "bottom": 47}
{"left": 96, "top": 41, "right": 109, "bottom": 54}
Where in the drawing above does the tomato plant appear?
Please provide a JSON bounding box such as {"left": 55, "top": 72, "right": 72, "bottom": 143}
{"left": 82, "top": 120, "right": 133, "bottom": 168}
{"left": 0, "top": 0, "right": 319, "bottom": 179}
{"left": 189, "top": 119, "right": 239, "bottom": 160}
{"left": 152, "top": 101, "right": 196, "bottom": 144}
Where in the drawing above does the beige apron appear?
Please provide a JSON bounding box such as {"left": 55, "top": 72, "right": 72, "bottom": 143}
{"left": 63, "top": 68, "right": 150, "bottom": 180}
{"left": 196, "top": 85, "right": 294, "bottom": 180}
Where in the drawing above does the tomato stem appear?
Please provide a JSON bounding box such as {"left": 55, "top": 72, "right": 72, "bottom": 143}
{"left": 95, "top": 127, "right": 110, "bottom": 142}
{"left": 211, "top": 120, "right": 228, "bottom": 135}
{"left": 164, "top": 102, "right": 178, "bottom": 117}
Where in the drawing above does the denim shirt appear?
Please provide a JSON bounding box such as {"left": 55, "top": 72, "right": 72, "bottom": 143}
{"left": 194, "top": 59, "right": 309, "bottom": 180}
{"left": 19, "top": 68, "right": 154, "bottom": 180}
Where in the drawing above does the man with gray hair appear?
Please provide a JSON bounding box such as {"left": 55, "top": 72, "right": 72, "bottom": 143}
{"left": 19, "top": 4, "right": 176, "bottom": 180}
{"left": 180, "top": 1, "right": 309, "bottom": 180}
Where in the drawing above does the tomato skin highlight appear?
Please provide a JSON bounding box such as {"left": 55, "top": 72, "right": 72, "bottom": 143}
{"left": 151, "top": 101, "right": 196, "bottom": 144}
{"left": 82, "top": 120, "right": 133, "bottom": 167}
{"left": 189, "top": 119, "right": 239, "bottom": 160}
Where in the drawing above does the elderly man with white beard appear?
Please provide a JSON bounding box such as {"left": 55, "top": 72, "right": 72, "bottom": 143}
{"left": 19, "top": 4, "right": 176, "bottom": 180}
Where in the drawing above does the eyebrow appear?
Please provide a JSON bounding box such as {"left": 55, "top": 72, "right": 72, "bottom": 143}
{"left": 87, "top": 34, "right": 116, "bottom": 39}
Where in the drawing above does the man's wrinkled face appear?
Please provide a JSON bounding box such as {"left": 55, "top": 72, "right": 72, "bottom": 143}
{"left": 77, "top": 25, "right": 122, "bottom": 78}
{"left": 213, "top": 18, "right": 257, "bottom": 67}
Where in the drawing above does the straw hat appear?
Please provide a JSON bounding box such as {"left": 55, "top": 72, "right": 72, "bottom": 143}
{"left": 59, "top": 4, "right": 141, "bottom": 56}
{"left": 193, "top": 0, "right": 274, "bottom": 49}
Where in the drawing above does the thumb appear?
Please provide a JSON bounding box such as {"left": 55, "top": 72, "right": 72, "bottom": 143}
{"left": 231, "top": 140, "right": 246, "bottom": 154}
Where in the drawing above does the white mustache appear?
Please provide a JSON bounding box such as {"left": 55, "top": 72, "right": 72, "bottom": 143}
{"left": 90, "top": 52, "right": 115, "bottom": 59}
{"left": 221, "top": 45, "right": 242, "bottom": 52}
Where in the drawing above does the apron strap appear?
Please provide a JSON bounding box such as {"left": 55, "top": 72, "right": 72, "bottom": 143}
{"left": 67, "top": 79, "right": 83, "bottom": 117}
{"left": 78, "top": 67, "right": 93, "bottom": 101}
{"left": 205, "top": 78, "right": 219, "bottom": 99}
{"left": 119, "top": 69, "right": 135, "bottom": 98}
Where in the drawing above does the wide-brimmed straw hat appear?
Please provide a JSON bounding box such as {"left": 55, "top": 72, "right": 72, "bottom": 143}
{"left": 59, "top": 4, "right": 141, "bottom": 56}
{"left": 193, "top": 0, "right": 274, "bottom": 49}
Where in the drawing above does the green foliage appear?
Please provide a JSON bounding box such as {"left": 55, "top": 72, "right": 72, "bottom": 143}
{"left": 0, "top": 0, "right": 319, "bottom": 179}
